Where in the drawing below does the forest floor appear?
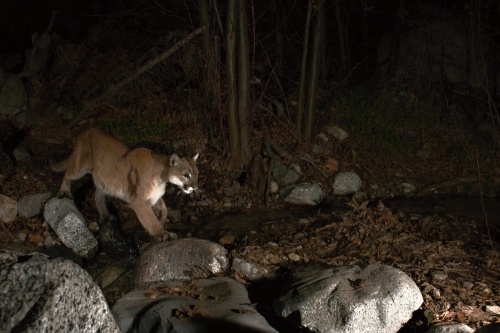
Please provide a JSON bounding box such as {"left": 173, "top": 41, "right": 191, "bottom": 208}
{"left": 1, "top": 34, "right": 500, "bottom": 331}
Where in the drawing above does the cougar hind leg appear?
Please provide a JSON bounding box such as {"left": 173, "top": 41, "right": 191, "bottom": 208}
{"left": 95, "top": 188, "right": 113, "bottom": 221}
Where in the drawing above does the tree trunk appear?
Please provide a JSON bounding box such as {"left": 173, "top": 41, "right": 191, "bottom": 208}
{"left": 238, "top": 0, "right": 252, "bottom": 166}
{"left": 226, "top": 0, "right": 240, "bottom": 167}
{"left": 296, "top": 0, "right": 313, "bottom": 137}
{"left": 303, "top": 0, "right": 324, "bottom": 139}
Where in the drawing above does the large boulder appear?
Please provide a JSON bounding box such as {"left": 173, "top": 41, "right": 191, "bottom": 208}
{"left": 274, "top": 263, "right": 423, "bottom": 333}
{"left": 113, "top": 277, "right": 279, "bottom": 333}
{"left": 0, "top": 250, "right": 120, "bottom": 332}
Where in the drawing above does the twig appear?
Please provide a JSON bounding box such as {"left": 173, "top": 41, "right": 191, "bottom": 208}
{"left": 68, "top": 27, "right": 205, "bottom": 127}
{"left": 297, "top": 153, "right": 329, "bottom": 179}
{"left": 1, "top": 223, "right": 15, "bottom": 240}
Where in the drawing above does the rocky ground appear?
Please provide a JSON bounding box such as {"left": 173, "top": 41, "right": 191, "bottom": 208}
{"left": 0, "top": 113, "right": 499, "bottom": 332}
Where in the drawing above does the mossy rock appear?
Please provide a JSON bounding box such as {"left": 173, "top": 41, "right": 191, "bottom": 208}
{"left": 0, "top": 74, "right": 27, "bottom": 116}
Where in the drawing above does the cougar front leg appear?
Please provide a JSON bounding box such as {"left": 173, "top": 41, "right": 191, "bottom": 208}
{"left": 152, "top": 198, "right": 168, "bottom": 224}
{"left": 130, "top": 201, "right": 176, "bottom": 240}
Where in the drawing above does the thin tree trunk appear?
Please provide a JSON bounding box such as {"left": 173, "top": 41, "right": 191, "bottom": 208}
{"left": 226, "top": 0, "right": 240, "bottom": 168}
{"left": 238, "top": 0, "right": 252, "bottom": 166}
{"left": 304, "top": 0, "right": 324, "bottom": 139}
{"left": 296, "top": 0, "right": 313, "bottom": 136}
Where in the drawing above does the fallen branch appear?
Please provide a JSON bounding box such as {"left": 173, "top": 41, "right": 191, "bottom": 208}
{"left": 68, "top": 26, "right": 205, "bottom": 127}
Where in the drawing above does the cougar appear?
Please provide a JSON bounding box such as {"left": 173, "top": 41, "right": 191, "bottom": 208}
{"left": 51, "top": 128, "right": 199, "bottom": 240}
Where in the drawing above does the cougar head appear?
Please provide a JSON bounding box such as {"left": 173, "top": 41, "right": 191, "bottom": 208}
{"left": 168, "top": 153, "right": 199, "bottom": 194}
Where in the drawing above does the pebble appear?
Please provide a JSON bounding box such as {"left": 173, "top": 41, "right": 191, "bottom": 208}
{"left": 219, "top": 234, "right": 236, "bottom": 245}
{"left": 288, "top": 253, "right": 301, "bottom": 261}
{"left": 431, "top": 270, "right": 448, "bottom": 281}
{"left": 462, "top": 281, "right": 474, "bottom": 290}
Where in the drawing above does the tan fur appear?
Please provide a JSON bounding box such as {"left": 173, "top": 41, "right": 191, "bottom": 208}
{"left": 51, "top": 128, "right": 199, "bottom": 239}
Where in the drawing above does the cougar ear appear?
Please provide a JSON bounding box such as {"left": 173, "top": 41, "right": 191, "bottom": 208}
{"left": 170, "top": 154, "right": 180, "bottom": 166}
{"left": 192, "top": 153, "right": 199, "bottom": 161}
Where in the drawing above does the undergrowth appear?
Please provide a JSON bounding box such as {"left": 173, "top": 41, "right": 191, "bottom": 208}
{"left": 100, "top": 117, "right": 170, "bottom": 145}
{"left": 327, "top": 85, "right": 498, "bottom": 196}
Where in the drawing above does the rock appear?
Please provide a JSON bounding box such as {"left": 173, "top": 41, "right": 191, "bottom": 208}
{"left": 134, "top": 238, "right": 229, "bottom": 289}
{"left": 231, "top": 257, "right": 271, "bottom": 281}
{"left": 270, "top": 180, "right": 280, "bottom": 194}
{"left": 333, "top": 171, "right": 362, "bottom": 195}
{"left": 485, "top": 305, "right": 500, "bottom": 316}
{"left": 12, "top": 147, "right": 31, "bottom": 162}
{"left": 43, "top": 197, "right": 98, "bottom": 258}
{"left": 430, "top": 270, "right": 448, "bottom": 282}
{"left": 272, "top": 159, "right": 301, "bottom": 186}
{"left": 99, "top": 264, "right": 128, "bottom": 289}
{"left": 0, "top": 250, "right": 120, "bottom": 332}
{"left": 325, "top": 125, "right": 349, "bottom": 141}
{"left": 112, "top": 277, "right": 279, "bottom": 333}
{"left": 274, "top": 263, "right": 423, "bottom": 333}
{"left": 17, "top": 190, "right": 55, "bottom": 219}
{"left": 402, "top": 182, "right": 416, "bottom": 194}
{"left": 425, "top": 323, "right": 475, "bottom": 333}
{"left": 219, "top": 234, "right": 236, "bottom": 245}
{"left": 0, "top": 73, "right": 27, "bottom": 116}
{"left": 0, "top": 194, "right": 17, "bottom": 223}
{"left": 280, "top": 183, "right": 325, "bottom": 206}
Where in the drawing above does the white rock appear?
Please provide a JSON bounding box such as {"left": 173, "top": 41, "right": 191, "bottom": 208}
{"left": 0, "top": 194, "right": 17, "bottom": 223}
{"left": 275, "top": 264, "right": 423, "bottom": 333}
{"left": 333, "top": 171, "right": 362, "bottom": 195}
{"left": 425, "top": 323, "right": 474, "bottom": 333}
{"left": 326, "top": 126, "right": 349, "bottom": 141}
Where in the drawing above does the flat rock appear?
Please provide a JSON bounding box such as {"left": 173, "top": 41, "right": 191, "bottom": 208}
{"left": 17, "top": 191, "right": 55, "bottom": 219}
{"left": 274, "top": 263, "right": 423, "bottom": 333}
{"left": 134, "top": 238, "right": 229, "bottom": 289}
{"left": 280, "top": 183, "right": 325, "bottom": 206}
{"left": 112, "top": 277, "right": 279, "bottom": 333}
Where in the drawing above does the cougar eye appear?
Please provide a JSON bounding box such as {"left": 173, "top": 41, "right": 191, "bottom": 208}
{"left": 183, "top": 173, "right": 191, "bottom": 179}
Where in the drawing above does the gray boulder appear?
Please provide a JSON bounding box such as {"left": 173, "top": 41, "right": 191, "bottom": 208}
{"left": 332, "top": 171, "right": 362, "bottom": 195}
{"left": 0, "top": 250, "right": 120, "bottom": 332}
{"left": 272, "top": 159, "right": 301, "bottom": 186}
{"left": 43, "top": 197, "right": 98, "bottom": 258}
{"left": 0, "top": 73, "right": 26, "bottom": 116}
{"left": 112, "top": 277, "right": 279, "bottom": 333}
{"left": 274, "top": 263, "right": 423, "bottom": 333}
{"left": 134, "top": 238, "right": 229, "bottom": 289}
{"left": 17, "top": 190, "right": 55, "bottom": 219}
{"left": 0, "top": 193, "right": 17, "bottom": 223}
{"left": 280, "top": 183, "right": 325, "bottom": 206}
{"left": 231, "top": 257, "right": 272, "bottom": 281}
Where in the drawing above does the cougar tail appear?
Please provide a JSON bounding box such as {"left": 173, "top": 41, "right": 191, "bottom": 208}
{"left": 50, "top": 158, "right": 69, "bottom": 172}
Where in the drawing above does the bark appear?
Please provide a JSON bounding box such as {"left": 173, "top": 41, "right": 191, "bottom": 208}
{"left": 296, "top": 0, "right": 313, "bottom": 137}
{"left": 238, "top": 0, "right": 252, "bottom": 166}
{"left": 226, "top": 0, "right": 240, "bottom": 167}
{"left": 304, "top": 0, "right": 324, "bottom": 139}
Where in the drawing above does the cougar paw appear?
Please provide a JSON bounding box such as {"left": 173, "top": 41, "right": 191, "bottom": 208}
{"left": 57, "top": 191, "right": 73, "bottom": 200}
{"left": 156, "top": 232, "right": 177, "bottom": 242}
